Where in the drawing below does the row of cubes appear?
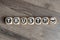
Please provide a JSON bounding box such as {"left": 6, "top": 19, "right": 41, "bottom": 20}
{"left": 5, "top": 17, "right": 57, "bottom": 25}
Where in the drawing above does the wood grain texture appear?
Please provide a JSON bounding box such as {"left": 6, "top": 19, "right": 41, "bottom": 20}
{"left": 0, "top": 0, "right": 60, "bottom": 40}
{"left": 24, "top": 0, "right": 60, "bottom": 13}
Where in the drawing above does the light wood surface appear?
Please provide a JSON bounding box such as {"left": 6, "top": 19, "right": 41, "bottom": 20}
{"left": 0, "top": 0, "right": 60, "bottom": 40}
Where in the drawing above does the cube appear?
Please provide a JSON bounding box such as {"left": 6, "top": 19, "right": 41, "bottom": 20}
{"left": 50, "top": 17, "right": 57, "bottom": 24}
{"left": 28, "top": 17, "right": 34, "bottom": 25}
{"left": 5, "top": 17, "right": 12, "bottom": 25}
{"left": 13, "top": 17, "right": 20, "bottom": 25}
{"left": 35, "top": 17, "right": 41, "bottom": 25}
{"left": 42, "top": 17, "right": 49, "bottom": 25}
{"left": 21, "top": 17, "right": 27, "bottom": 25}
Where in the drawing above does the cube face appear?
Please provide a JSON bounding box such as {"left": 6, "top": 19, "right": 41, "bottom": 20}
{"left": 13, "top": 17, "right": 20, "bottom": 25}
{"left": 21, "top": 17, "right": 27, "bottom": 25}
{"left": 5, "top": 17, "right": 12, "bottom": 25}
{"left": 35, "top": 17, "right": 41, "bottom": 25}
{"left": 50, "top": 17, "right": 57, "bottom": 24}
{"left": 28, "top": 17, "right": 34, "bottom": 25}
{"left": 42, "top": 17, "right": 49, "bottom": 25}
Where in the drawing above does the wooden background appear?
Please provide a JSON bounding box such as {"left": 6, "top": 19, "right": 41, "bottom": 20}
{"left": 0, "top": 0, "right": 60, "bottom": 40}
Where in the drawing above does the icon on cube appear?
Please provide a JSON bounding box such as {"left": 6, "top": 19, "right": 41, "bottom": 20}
{"left": 50, "top": 17, "right": 57, "bottom": 24}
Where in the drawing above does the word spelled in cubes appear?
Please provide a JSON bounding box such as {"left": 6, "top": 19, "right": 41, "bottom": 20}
{"left": 5, "top": 16, "right": 57, "bottom": 25}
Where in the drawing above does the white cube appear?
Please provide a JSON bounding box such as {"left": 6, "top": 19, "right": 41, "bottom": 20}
{"left": 35, "top": 17, "right": 41, "bottom": 25}
{"left": 50, "top": 17, "right": 57, "bottom": 24}
{"left": 13, "top": 17, "right": 20, "bottom": 25}
{"left": 28, "top": 17, "right": 34, "bottom": 25}
{"left": 21, "top": 17, "right": 27, "bottom": 25}
{"left": 42, "top": 17, "right": 49, "bottom": 25}
{"left": 5, "top": 17, "right": 12, "bottom": 25}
